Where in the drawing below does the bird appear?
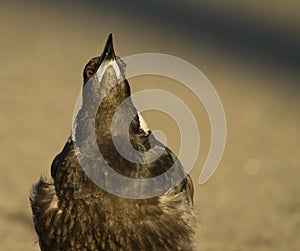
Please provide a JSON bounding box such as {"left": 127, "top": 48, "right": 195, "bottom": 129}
{"left": 30, "top": 34, "right": 195, "bottom": 251}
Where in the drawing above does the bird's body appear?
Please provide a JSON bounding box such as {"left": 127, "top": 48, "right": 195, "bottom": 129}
{"left": 30, "top": 34, "right": 195, "bottom": 251}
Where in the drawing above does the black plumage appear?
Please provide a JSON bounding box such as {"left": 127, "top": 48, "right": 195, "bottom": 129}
{"left": 30, "top": 34, "right": 195, "bottom": 251}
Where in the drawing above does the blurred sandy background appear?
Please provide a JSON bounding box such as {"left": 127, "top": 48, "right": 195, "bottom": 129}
{"left": 1, "top": 1, "right": 300, "bottom": 250}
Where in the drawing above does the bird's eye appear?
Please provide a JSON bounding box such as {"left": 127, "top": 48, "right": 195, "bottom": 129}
{"left": 86, "top": 69, "right": 94, "bottom": 78}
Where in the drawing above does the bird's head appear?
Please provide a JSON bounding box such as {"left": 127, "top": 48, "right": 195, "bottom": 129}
{"left": 79, "top": 33, "right": 130, "bottom": 113}
{"left": 83, "top": 33, "right": 127, "bottom": 86}
{"left": 74, "top": 34, "right": 139, "bottom": 149}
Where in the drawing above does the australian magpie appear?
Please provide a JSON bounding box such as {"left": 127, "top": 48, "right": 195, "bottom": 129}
{"left": 30, "top": 34, "right": 195, "bottom": 251}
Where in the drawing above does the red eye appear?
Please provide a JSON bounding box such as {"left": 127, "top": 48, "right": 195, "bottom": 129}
{"left": 86, "top": 69, "right": 94, "bottom": 78}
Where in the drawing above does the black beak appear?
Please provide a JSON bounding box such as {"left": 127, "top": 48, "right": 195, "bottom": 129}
{"left": 93, "top": 33, "right": 123, "bottom": 87}
{"left": 100, "top": 33, "right": 115, "bottom": 63}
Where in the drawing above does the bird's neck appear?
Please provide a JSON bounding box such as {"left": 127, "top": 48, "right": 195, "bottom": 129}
{"left": 73, "top": 80, "right": 141, "bottom": 156}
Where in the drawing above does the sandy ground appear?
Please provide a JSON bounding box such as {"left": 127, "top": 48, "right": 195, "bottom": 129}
{"left": 1, "top": 1, "right": 300, "bottom": 250}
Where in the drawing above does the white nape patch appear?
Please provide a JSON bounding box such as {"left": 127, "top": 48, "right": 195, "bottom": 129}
{"left": 138, "top": 112, "right": 149, "bottom": 134}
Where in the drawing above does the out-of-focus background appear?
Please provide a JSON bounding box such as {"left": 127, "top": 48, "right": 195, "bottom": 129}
{"left": 1, "top": 1, "right": 299, "bottom": 250}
